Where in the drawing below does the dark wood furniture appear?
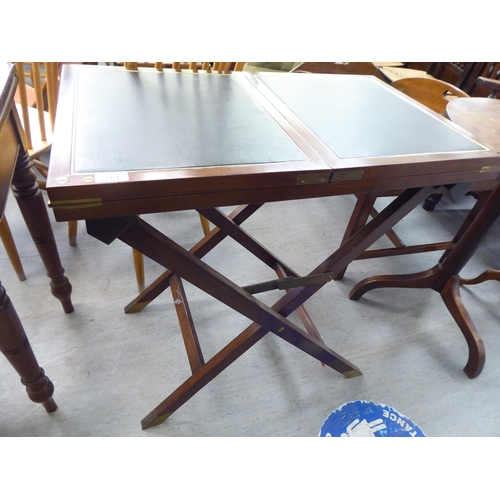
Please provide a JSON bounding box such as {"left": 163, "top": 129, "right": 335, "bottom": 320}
{"left": 467, "top": 63, "right": 500, "bottom": 97}
{"left": 391, "top": 77, "right": 469, "bottom": 115}
{"left": 14, "top": 62, "right": 79, "bottom": 248}
{"left": 427, "top": 63, "right": 479, "bottom": 92}
{"left": 379, "top": 63, "right": 498, "bottom": 96}
{"left": 46, "top": 65, "right": 500, "bottom": 429}
{"left": 349, "top": 97, "right": 500, "bottom": 380}
{"left": 0, "top": 63, "right": 73, "bottom": 414}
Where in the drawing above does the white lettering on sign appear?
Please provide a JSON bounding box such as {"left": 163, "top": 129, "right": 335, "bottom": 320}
{"left": 382, "top": 409, "right": 417, "bottom": 436}
{"left": 94, "top": 172, "right": 129, "bottom": 183}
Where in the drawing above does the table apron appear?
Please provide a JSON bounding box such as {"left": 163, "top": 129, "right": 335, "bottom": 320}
{"left": 50, "top": 168, "right": 500, "bottom": 222}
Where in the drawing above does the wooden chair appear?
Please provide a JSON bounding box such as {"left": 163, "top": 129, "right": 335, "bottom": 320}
{"left": 421, "top": 63, "right": 500, "bottom": 96}
{"left": 391, "top": 77, "right": 469, "bottom": 115}
{"left": 421, "top": 68, "right": 500, "bottom": 211}
{"left": 14, "top": 63, "right": 57, "bottom": 178}
{"left": 14, "top": 62, "right": 78, "bottom": 246}
{"left": 0, "top": 63, "right": 59, "bottom": 281}
{"left": 379, "top": 62, "right": 481, "bottom": 92}
{"left": 0, "top": 215, "right": 26, "bottom": 281}
{"left": 378, "top": 63, "right": 435, "bottom": 83}
{"left": 468, "top": 63, "right": 500, "bottom": 97}
{"left": 122, "top": 62, "right": 245, "bottom": 292}
{"left": 334, "top": 77, "right": 471, "bottom": 280}
{"left": 123, "top": 62, "right": 245, "bottom": 73}
{"left": 427, "top": 63, "right": 480, "bottom": 91}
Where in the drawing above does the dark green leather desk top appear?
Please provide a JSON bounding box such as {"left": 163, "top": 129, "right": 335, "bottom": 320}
{"left": 71, "top": 70, "right": 305, "bottom": 174}
{"left": 257, "top": 73, "right": 485, "bottom": 159}
{"left": 47, "top": 66, "right": 500, "bottom": 222}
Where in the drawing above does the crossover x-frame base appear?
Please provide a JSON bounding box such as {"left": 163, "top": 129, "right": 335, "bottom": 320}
{"left": 85, "top": 187, "right": 439, "bottom": 429}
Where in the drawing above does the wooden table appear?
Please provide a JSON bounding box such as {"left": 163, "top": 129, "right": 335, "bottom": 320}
{"left": 0, "top": 63, "right": 73, "bottom": 413}
{"left": 46, "top": 65, "right": 500, "bottom": 429}
{"left": 441, "top": 98, "right": 500, "bottom": 323}
{"left": 446, "top": 98, "right": 500, "bottom": 151}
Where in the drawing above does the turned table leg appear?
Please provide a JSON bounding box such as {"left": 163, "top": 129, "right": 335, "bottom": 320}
{"left": 11, "top": 150, "right": 73, "bottom": 314}
{"left": 0, "top": 282, "right": 57, "bottom": 412}
{"left": 440, "top": 276, "right": 485, "bottom": 379}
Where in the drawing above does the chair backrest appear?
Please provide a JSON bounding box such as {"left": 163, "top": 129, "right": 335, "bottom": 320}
{"left": 14, "top": 62, "right": 60, "bottom": 156}
{"left": 474, "top": 77, "right": 500, "bottom": 99}
{"left": 467, "top": 63, "right": 500, "bottom": 98}
{"left": 123, "top": 62, "right": 245, "bottom": 73}
{"left": 425, "top": 62, "right": 479, "bottom": 91}
{"left": 390, "top": 77, "right": 470, "bottom": 115}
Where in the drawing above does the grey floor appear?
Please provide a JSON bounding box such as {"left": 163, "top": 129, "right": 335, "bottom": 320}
{"left": 1, "top": 184, "right": 500, "bottom": 437}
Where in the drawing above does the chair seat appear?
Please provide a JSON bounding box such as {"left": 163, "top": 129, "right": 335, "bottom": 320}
{"left": 16, "top": 103, "right": 52, "bottom": 158}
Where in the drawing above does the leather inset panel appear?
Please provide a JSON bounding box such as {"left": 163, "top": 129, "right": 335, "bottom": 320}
{"left": 72, "top": 71, "right": 305, "bottom": 173}
{"left": 257, "top": 75, "right": 485, "bottom": 159}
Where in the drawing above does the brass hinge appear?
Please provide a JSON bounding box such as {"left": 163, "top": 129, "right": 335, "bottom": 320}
{"left": 330, "top": 170, "right": 364, "bottom": 182}
{"left": 480, "top": 165, "right": 500, "bottom": 173}
{"left": 296, "top": 173, "right": 331, "bottom": 185}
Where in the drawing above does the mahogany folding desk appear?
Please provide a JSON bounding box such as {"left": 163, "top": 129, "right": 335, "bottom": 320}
{"left": 46, "top": 65, "right": 500, "bottom": 429}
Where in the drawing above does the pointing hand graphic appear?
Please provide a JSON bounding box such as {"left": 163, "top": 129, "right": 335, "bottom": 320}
{"left": 340, "top": 418, "right": 386, "bottom": 437}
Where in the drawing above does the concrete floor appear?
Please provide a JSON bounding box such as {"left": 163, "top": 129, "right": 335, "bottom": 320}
{"left": 1, "top": 185, "right": 500, "bottom": 437}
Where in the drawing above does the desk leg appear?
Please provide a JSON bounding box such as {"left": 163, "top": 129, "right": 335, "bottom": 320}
{"left": 88, "top": 215, "right": 361, "bottom": 376}
{"left": 333, "top": 192, "right": 377, "bottom": 280}
{"left": 198, "top": 207, "right": 326, "bottom": 346}
{"left": 11, "top": 150, "right": 73, "bottom": 314}
{"left": 124, "top": 204, "right": 262, "bottom": 313}
{"left": 87, "top": 216, "right": 364, "bottom": 427}
{"left": 87, "top": 188, "right": 433, "bottom": 427}
{"left": 0, "top": 282, "right": 57, "bottom": 412}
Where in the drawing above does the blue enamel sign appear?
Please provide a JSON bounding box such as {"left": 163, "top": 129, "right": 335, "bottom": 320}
{"left": 319, "top": 400, "right": 425, "bottom": 437}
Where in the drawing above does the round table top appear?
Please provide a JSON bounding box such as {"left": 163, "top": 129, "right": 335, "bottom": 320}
{"left": 446, "top": 97, "right": 500, "bottom": 153}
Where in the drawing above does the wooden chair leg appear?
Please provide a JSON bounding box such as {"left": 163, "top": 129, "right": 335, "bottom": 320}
{"left": 68, "top": 220, "right": 78, "bottom": 246}
{"left": 31, "top": 159, "right": 49, "bottom": 178}
{"left": 0, "top": 215, "right": 26, "bottom": 281}
{"left": 199, "top": 214, "right": 210, "bottom": 236}
{"left": 133, "top": 248, "right": 145, "bottom": 293}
